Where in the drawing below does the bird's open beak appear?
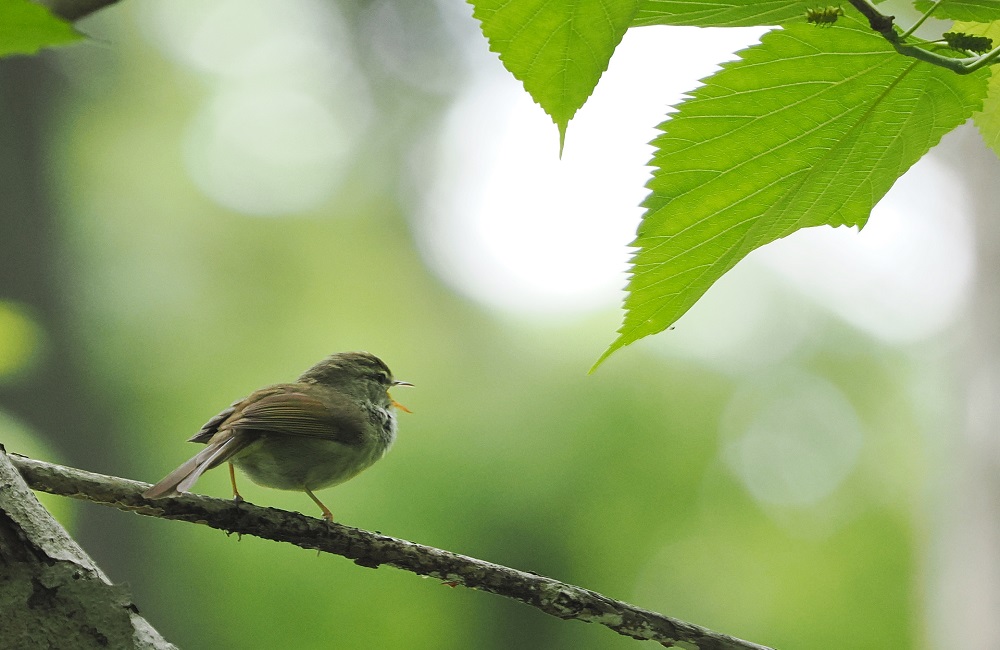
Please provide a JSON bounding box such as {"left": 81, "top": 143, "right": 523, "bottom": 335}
{"left": 389, "top": 381, "right": 413, "bottom": 413}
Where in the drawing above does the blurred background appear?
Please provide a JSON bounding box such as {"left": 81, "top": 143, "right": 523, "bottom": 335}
{"left": 2, "top": 1, "right": 999, "bottom": 648}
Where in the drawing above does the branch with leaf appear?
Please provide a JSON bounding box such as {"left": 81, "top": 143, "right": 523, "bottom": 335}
{"left": 469, "top": 0, "right": 1000, "bottom": 368}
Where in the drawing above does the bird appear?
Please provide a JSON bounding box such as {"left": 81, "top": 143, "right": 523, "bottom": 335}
{"left": 142, "top": 351, "right": 410, "bottom": 521}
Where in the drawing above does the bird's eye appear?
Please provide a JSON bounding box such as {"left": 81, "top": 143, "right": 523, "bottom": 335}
{"left": 376, "top": 372, "right": 390, "bottom": 384}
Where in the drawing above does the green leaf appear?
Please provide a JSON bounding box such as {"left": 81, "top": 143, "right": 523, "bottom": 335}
{"left": 470, "top": 0, "right": 640, "bottom": 152}
{"left": 955, "top": 21, "right": 1000, "bottom": 155}
{"left": 914, "top": 0, "right": 1000, "bottom": 22}
{"left": 633, "top": 0, "right": 815, "bottom": 27}
{"left": 0, "top": 0, "right": 82, "bottom": 58}
{"left": 595, "top": 15, "right": 989, "bottom": 369}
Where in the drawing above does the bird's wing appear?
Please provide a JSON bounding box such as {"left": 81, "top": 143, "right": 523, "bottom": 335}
{"left": 187, "top": 385, "right": 297, "bottom": 444}
{"left": 229, "top": 388, "right": 367, "bottom": 446}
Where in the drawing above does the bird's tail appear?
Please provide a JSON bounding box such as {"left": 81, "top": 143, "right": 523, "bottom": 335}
{"left": 142, "top": 436, "right": 249, "bottom": 499}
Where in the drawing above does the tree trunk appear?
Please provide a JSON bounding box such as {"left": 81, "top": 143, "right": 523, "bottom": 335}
{"left": 0, "top": 449, "right": 175, "bottom": 649}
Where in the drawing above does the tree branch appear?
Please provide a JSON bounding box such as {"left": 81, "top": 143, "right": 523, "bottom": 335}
{"left": 6, "top": 450, "right": 776, "bottom": 650}
{"left": 843, "top": 0, "right": 999, "bottom": 74}
{"left": 845, "top": 0, "right": 897, "bottom": 39}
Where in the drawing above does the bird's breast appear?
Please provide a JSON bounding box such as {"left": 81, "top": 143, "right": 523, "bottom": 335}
{"left": 233, "top": 429, "right": 392, "bottom": 492}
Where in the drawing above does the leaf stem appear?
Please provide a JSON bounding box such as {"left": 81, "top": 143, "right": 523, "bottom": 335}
{"left": 962, "top": 44, "right": 1000, "bottom": 72}
{"left": 899, "top": 0, "right": 942, "bottom": 39}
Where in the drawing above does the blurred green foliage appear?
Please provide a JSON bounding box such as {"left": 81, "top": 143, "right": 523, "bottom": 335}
{"left": 0, "top": 0, "right": 82, "bottom": 57}
{"left": 0, "top": 1, "right": 936, "bottom": 648}
{"left": 0, "top": 301, "right": 40, "bottom": 379}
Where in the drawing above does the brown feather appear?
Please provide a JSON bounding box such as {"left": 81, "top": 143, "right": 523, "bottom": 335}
{"left": 234, "top": 390, "right": 366, "bottom": 445}
{"left": 187, "top": 385, "right": 295, "bottom": 444}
